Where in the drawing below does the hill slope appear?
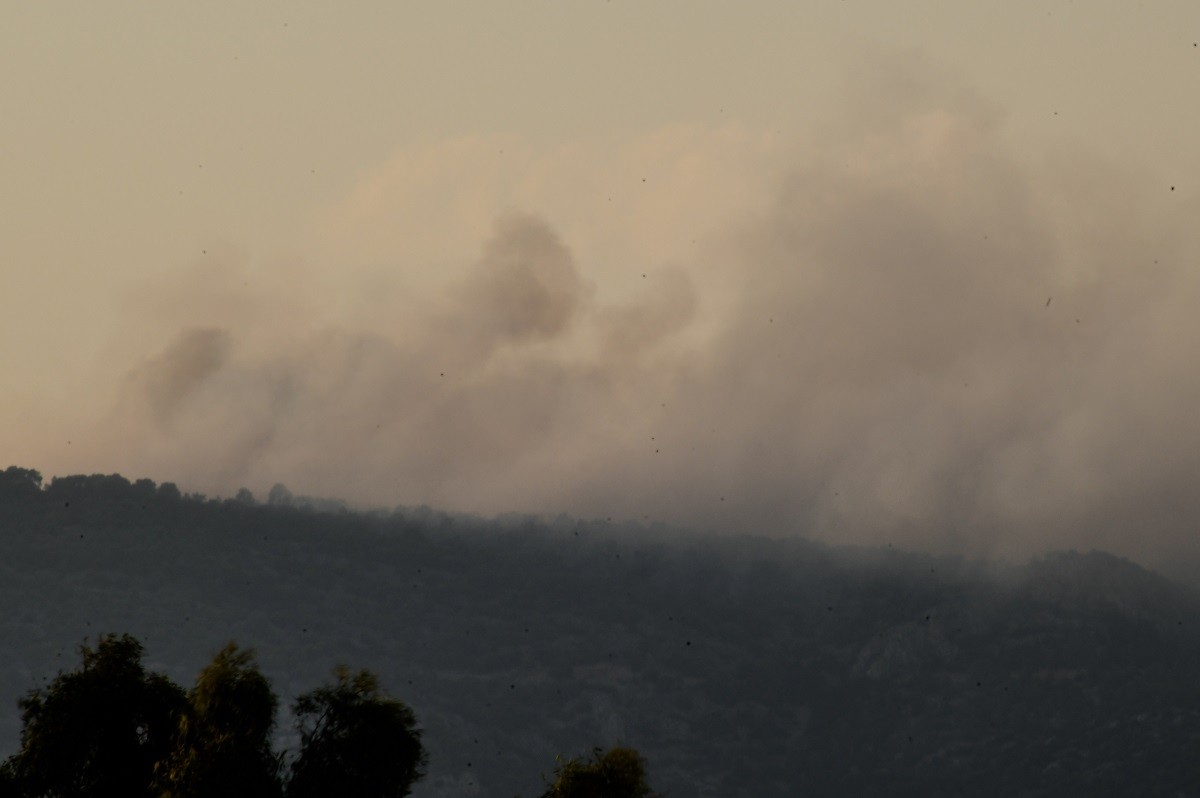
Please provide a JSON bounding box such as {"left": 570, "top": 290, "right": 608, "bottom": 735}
{"left": 2, "top": 467, "right": 1199, "bottom": 796}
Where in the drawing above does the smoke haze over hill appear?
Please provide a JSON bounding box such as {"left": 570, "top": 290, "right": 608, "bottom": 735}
{"left": 17, "top": 54, "right": 1200, "bottom": 576}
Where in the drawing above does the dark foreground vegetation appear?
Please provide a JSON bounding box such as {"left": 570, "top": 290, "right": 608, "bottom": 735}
{"left": 0, "top": 632, "right": 657, "bottom": 798}
{"left": 2, "top": 465, "right": 1200, "bottom": 796}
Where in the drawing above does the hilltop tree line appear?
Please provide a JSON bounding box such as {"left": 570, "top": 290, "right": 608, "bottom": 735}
{"left": 0, "top": 466, "right": 334, "bottom": 514}
{"left": 0, "top": 634, "right": 660, "bottom": 798}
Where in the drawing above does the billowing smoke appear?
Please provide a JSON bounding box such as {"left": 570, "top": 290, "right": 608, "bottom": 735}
{"left": 134, "top": 328, "right": 232, "bottom": 427}
{"left": 85, "top": 58, "right": 1200, "bottom": 575}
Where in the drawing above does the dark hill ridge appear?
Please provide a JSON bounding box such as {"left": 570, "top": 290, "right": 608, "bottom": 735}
{"left": 1021, "top": 549, "right": 1194, "bottom": 620}
{"left": 1, "top": 466, "right": 1199, "bottom": 796}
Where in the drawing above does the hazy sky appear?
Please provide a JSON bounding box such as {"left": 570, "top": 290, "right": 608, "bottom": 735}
{"left": 4, "top": 2, "right": 1200, "bottom": 567}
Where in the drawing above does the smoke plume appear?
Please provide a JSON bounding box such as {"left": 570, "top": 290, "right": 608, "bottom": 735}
{"left": 83, "top": 57, "right": 1200, "bottom": 576}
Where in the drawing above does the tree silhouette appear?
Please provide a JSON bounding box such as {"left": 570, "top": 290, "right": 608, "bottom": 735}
{"left": 285, "top": 667, "right": 427, "bottom": 798}
{"left": 3, "top": 634, "right": 186, "bottom": 798}
{"left": 0, "top": 637, "right": 436, "bottom": 798}
{"left": 539, "top": 746, "right": 662, "bottom": 798}
{"left": 267, "top": 483, "right": 293, "bottom": 508}
{"left": 155, "top": 643, "right": 283, "bottom": 798}
{"left": 0, "top": 466, "right": 42, "bottom": 496}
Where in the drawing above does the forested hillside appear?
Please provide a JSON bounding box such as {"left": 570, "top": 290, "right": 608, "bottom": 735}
{"left": 2, "top": 466, "right": 1199, "bottom": 796}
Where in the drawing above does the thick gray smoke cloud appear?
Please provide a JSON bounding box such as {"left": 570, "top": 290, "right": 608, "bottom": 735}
{"left": 102, "top": 62, "right": 1200, "bottom": 575}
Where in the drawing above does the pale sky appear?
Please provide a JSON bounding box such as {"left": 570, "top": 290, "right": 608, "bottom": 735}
{"left": 3, "top": 2, "right": 1200, "bottom": 569}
